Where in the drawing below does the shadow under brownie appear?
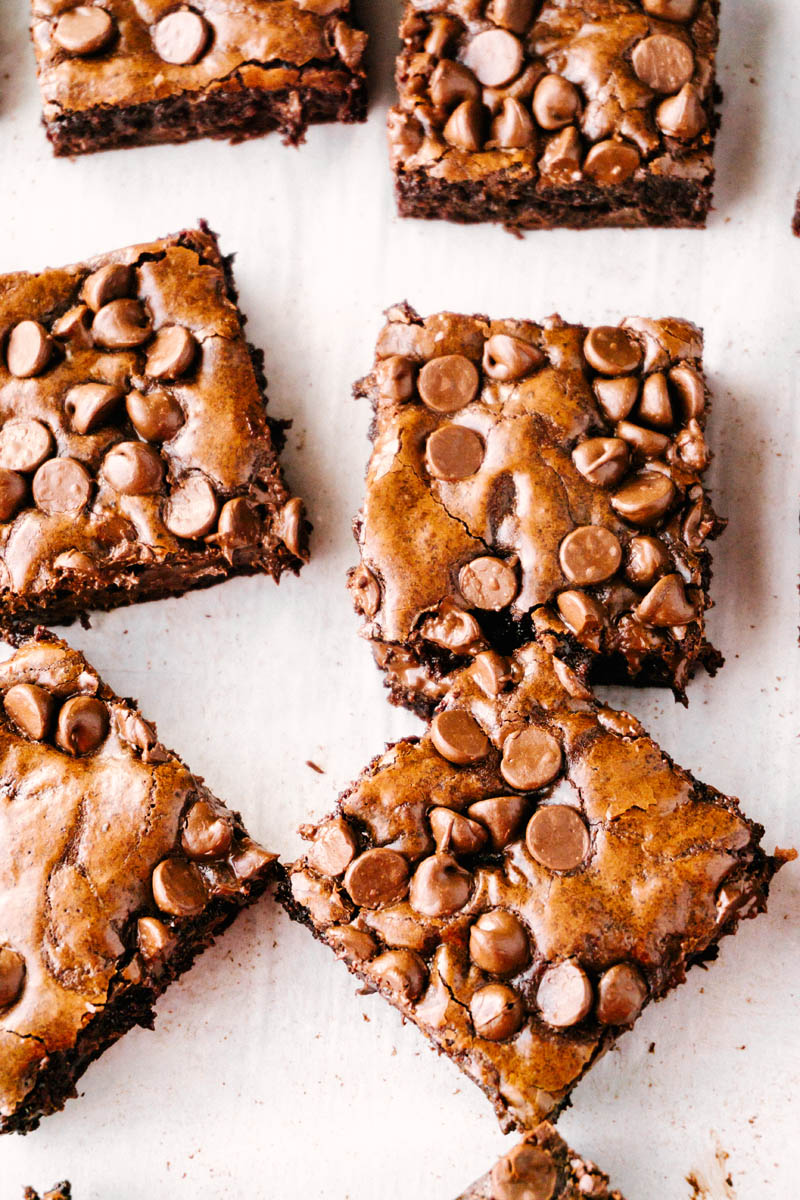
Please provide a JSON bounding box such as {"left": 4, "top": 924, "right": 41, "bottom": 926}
{"left": 0, "top": 629, "right": 277, "bottom": 1135}
{"left": 29, "top": 0, "right": 368, "bottom": 156}
{"left": 349, "top": 303, "right": 724, "bottom": 716}
{"left": 0, "top": 224, "right": 307, "bottom": 626}
{"left": 388, "top": 0, "right": 720, "bottom": 231}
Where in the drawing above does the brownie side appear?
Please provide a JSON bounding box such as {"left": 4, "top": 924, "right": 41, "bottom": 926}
{"left": 457, "top": 1122, "right": 626, "bottom": 1200}
{"left": 280, "top": 643, "right": 788, "bottom": 1133}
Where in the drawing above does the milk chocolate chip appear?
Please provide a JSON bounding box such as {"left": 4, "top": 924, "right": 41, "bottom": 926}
{"left": 53, "top": 305, "right": 94, "bottom": 346}
{"left": 532, "top": 74, "right": 581, "bottom": 130}
{"left": 632, "top": 34, "right": 694, "bottom": 94}
{"left": 459, "top": 556, "right": 518, "bottom": 610}
{"left": 146, "top": 326, "right": 198, "bottom": 380}
{"left": 643, "top": 0, "right": 698, "bottom": 17}
{"left": 430, "top": 709, "right": 489, "bottom": 764}
{"left": 668, "top": 364, "right": 705, "bottom": 419}
{"left": 181, "top": 799, "right": 233, "bottom": 861}
{"left": 572, "top": 437, "right": 629, "bottom": 487}
{"left": 307, "top": 818, "right": 357, "bottom": 877}
{"left": 81, "top": 263, "right": 133, "bottom": 312}
{"left": 217, "top": 496, "right": 261, "bottom": 550}
{"left": 501, "top": 727, "right": 562, "bottom": 791}
{"left": 616, "top": 421, "right": 669, "bottom": 459}
{"left": 55, "top": 695, "right": 108, "bottom": 755}
{"left": 418, "top": 354, "right": 479, "bottom": 412}
{"left": 556, "top": 590, "right": 606, "bottom": 648}
{"left": 594, "top": 376, "right": 639, "bottom": 421}
{"left": 152, "top": 10, "right": 210, "bottom": 64}
{"left": 430, "top": 60, "right": 480, "bottom": 108}
{"left": 426, "top": 424, "right": 484, "bottom": 481}
{"left": 473, "top": 650, "right": 513, "bottom": 697}
{"left": 4, "top": 683, "right": 55, "bottom": 741}
{"left": 65, "top": 382, "right": 123, "bottom": 434}
{"left": 53, "top": 6, "right": 115, "bottom": 55}
{"left": 33, "top": 458, "right": 92, "bottom": 515}
{"left": 429, "top": 806, "right": 488, "bottom": 854}
{"left": 596, "top": 962, "right": 648, "bottom": 1025}
{"left": 371, "top": 949, "right": 428, "bottom": 1001}
{"left": 611, "top": 472, "right": 675, "bottom": 525}
{"left": 344, "top": 847, "right": 410, "bottom": 908}
{"left": 0, "top": 470, "right": 27, "bottom": 522}
{"left": 6, "top": 322, "right": 53, "bottom": 378}
{"left": 376, "top": 355, "right": 415, "bottom": 401}
{"left": 164, "top": 475, "right": 219, "bottom": 539}
{"left": 526, "top": 805, "right": 590, "bottom": 871}
{"left": 537, "top": 960, "right": 593, "bottom": 1028}
{"left": 636, "top": 572, "right": 696, "bottom": 626}
{"left": 470, "top": 982, "right": 524, "bottom": 1040}
{"left": 626, "top": 535, "right": 670, "bottom": 586}
{"left": 137, "top": 916, "right": 176, "bottom": 961}
{"left": 92, "top": 299, "right": 152, "bottom": 350}
{"left": 126, "top": 389, "right": 185, "bottom": 442}
{"left": 102, "top": 442, "right": 164, "bottom": 494}
{"left": 327, "top": 925, "right": 377, "bottom": 964}
{"left": 486, "top": 0, "right": 535, "bottom": 33}
{"left": 491, "top": 98, "right": 535, "bottom": 148}
{"left": 483, "top": 333, "right": 543, "bottom": 381}
{"left": 657, "top": 84, "right": 706, "bottom": 140}
{"left": 152, "top": 857, "right": 208, "bottom": 917}
{"left": 0, "top": 947, "right": 25, "bottom": 1010}
{"left": 463, "top": 29, "right": 523, "bottom": 87}
{"left": 638, "top": 373, "right": 673, "bottom": 428}
{"left": 444, "top": 99, "right": 484, "bottom": 150}
{"left": 584, "top": 327, "right": 642, "bottom": 375}
{"left": 491, "top": 1144, "right": 557, "bottom": 1200}
{"left": 349, "top": 564, "right": 381, "bottom": 618}
{"left": 0, "top": 420, "right": 53, "bottom": 473}
{"left": 467, "top": 795, "right": 528, "bottom": 849}
{"left": 469, "top": 910, "right": 529, "bottom": 975}
{"left": 559, "top": 526, "right": 622, "bottom": 586}
{"left": 409, "top": 852, "right": 472, "bottom": 916}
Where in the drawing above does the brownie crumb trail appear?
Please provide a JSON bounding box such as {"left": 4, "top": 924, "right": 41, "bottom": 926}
{"left": 280, "top": 642, "right": 788, "bottom": 1132}
{"left": 0, "top": 224, "right": 308, "bottom": 627}
{"left": 29, "top": 1, "right": 368, "bottom": 156}
{"left": 0, "top": 629, "right": 278, "bottom": 1135}
{"left": 457, "top": 1122, "right": 626, "bottom": 1199}
{"left": 388, "top": 1, "right": 720, "bottom": 232}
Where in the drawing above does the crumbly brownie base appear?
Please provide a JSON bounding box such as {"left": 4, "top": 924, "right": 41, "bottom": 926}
{"left": 44, "top": 79, "right": 368, "bottom": 157}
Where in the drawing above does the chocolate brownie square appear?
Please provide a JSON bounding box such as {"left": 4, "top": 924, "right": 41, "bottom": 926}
{"left": 29, "top": 1, "right": 368, "bottom": 156}
{"left": 0, "top": 224, "right": 307, "bottom": 626}
{"left": 458, "top": 1122, "right": 625, "bottom": 1199}
{"left": 388, "top": 1, "right": 720, "bottom": 231}
{"left": 349, "top": 304, "right": 723, "bottom": 715}
{"left": 0, "top": 630, "right": 277, "bottom": 1134}
{"left": 282, "top": 642, "right": 788, "bottom": 1132}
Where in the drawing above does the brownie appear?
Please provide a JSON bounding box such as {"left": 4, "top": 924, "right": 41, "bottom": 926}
{"left": 0, "top": 224, "right": 308, "bottom": 626}
{"left": 29, "top": 1, "right": 368, "bottom": 157}
{"left": 793, "top": 193, "right": 800, "bottom": 236}
{"left": 349, "top": 303, "right": 724, "bottom": 716}
{"left": 282, "top": 641, "right": 788, "bottom": 1132}
{"left": 0, "top": 629, "right": 277, "bottom": 1135}
{"left": 458, "top": 1122, "right": 625, "bottom": 1199}
{"left": 24, "top": 1187, "right": 72, "bottom": 1200}
{"left": 388, "top": 0, "right": 720, "bottom": 231}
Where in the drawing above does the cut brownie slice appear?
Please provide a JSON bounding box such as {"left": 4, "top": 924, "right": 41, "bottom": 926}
{"left": 458, "top": 1122, "right": 625, "bottom": 1200}
{"left": 0, "top": 224, "right": 307, "bottom": 626}
{"left": 388, "top": 0, "right": 720, "bottom": 231}
{"left": 282, "top": 641, "right": 787, "bottom": 1132}
{"left": 29, "top": 1, "right": 368, "bottom": 156}
{"left": 0, "top": 629, "right": 277, "bottom": 1135}
{"left": 349, "top": 304, "right": 723, "bottom": 715}
{"left": 23, "top": 1187, "right": 72, "bottom": 1200}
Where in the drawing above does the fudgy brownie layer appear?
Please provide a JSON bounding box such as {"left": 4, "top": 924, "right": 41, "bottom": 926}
{"left": 457, "top": 1122, "right": 626, "bottom": 1199}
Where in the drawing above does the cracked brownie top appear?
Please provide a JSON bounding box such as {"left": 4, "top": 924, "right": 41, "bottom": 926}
{"left": 348, "top": 303, "right": 724, "bottom": 714}
{"left": 0, "top": 225, "right": 306, "bottom": 624}
{"left": 284, "top": 641, "right": 785, "bottom": 1132}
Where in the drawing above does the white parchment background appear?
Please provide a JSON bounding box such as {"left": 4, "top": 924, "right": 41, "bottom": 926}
{"left": 1, "top": 2, "right": 799, "bottom": 1197}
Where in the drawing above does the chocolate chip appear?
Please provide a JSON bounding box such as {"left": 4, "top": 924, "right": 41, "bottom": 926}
{"left": 501, "top": 727, "right": 562, "bottom": 792}
{"left": 102, "top": 442, "right": 164, "bottom": 495}
{"left": 491, "top": 1144, "right": 557, "bottom": 1200}
{"left": 632, "top": 34, "right": 694, "bottom": 94}
{"left": 674, "top": 420, "right": 708, "bottom": 471}
{"left": 276, "top": 496, "right": 307, "bottom": 561}
{"left": 429, "top": 806, "right": 489, "bottom": 854}
{"left": 55, "top": 695, "right": 108, "bottom": 755}
{"left": 53, "top": 550, "right": 93, "bottom": 575}
{"left": 424, "top": 14, "right": 457, "bottom": 57}
{"left": 65, "top": 382, "right": 124, "bottom": 434}
{"left": 371, "top": 949, "right": 428, "bottom": 1001}
{"left": 668, "top": 364, "right": 705, "bottom": 419}
{"left": 615, "top": 421, "right": 670, "bottom": 459}
{"left": 164, "top": 474, "right": 219, "bottom": 539}
{"left": 217, "top": 496, "right": 260, "bottom": 551}
{"left": 6, "top": 322, "right": 53, "bottom": 379}
{"left": 0, "top": 947, "right": 25, "bottom": 1010}
{"left": 532, "top": 74, "right": 581, "bottom": 130}
{"left": 81, "top": 263, "right": 134, "bottom": 312}
{"left": 418, "top": 355, "right": 480, "bottom": 412}
{"left": 593, "top": 376, "right": 639, "bottom": 421}
{"left": 611, "top": 472, "right": 676, "bottom": 525}
{"left": 526, "top": 805, "right": 590, "bottom": 871}
{"left": 636, "top": 572, "right": 696, "bottom": 626}
{"left": 152, "top": 857, "right": 208, "bottom": 917}
{"left": 625, "top": 535, "right": 670, "bottom": 587}
{"left": 443, "top": 98, "right": 484, "bottom": 150}
{"left": 137, "top": 916, "right": 176, "bottom": 961}
{"left": 327, "top": 925, "right": 377, "bottom": 964}
{"left": 430, "top": 709, "right": 489, "bottom": 764}
{"left": 572, "top": 437, "right": 629, "bottom": 487}
{"left": 657, "top": 83, "right": 706, "bottom": 139}
{"left": 307, "top": 818, "right": 357, "bottom": 877}
{"left": 638, "top": 373, "right": 673, "bottom": 428}
{"left": 152, "top": 9, "right": 210, "bottom": 64}
{"left": 0, "top": 419, "right": 52, "bottom": 474}
{"left": 146, "top": 326, "right": 198, "bottom": 381}
{"left": 472, "top": 650, "right": 513, "bottom": 697}
{"left": 0, "top": 470, "right": 27, "bottom": 522}
{"left": 409, "top": 852, "right": 472, "bottom": 916}
{"left": 491, "top": 98, "right": 535, "bottom": 148}
{"left": 344, "top": 847, "right": 410, "bottom": 908}
{"left": 483, "top": 333, "right": 542, "bottom": 381}
{"left": 486, "top": 0, "right": 535, "bottom": 32}
{"left": 181, "top": 799, "right": 233, "bottom": 861}
{"left": 349, "top": 563, "right": 381, "bottom": 618}
{"left": 596, "top": 962, "right": 648, "bottom": 1025}
{"left": 464, "top": 29, "right": 523, "bottom": 87}
{"left": 125, "top": 389, "right": 185, "bottom": 441}
{"left": 584, "top": 139, "right": 640, "bottom": 186}
{"left": 425, "top": 424, "right": 484, "bottom": 481}
{"left": 459, "top": 556, "right": 518, "bottom": 610}
{"left": 584, "top": 327, "right": 642, "bottom": 375}
{"left": 430, "top": 60, "right": 480, "bottom": 108}
{"left": 92, "top": 299, "right": 152, "bottom": 350}
{"left": 469, "top": 910, "right": 529, "bottom": 975}
{"left": 53, "top": 305, "right": 94, "bottom": 346}
{"left": 557, "top": 590, "right": 607, "bottom": 647}
{"left": 421, "top": 600, "right": 485, "bottom": 653}
{"left": 376, "top": 355, "right": 415, "bottom": 400}
{"left": 467, "top": 795, "right": 527, "bottom": 849}
{"left": 470, "top": 982, "right": 524, "bottom": 1040}
{"left": 4, "top": 683, "right": 55, "bottom": 741}
{"left": 551, "top": 658, "right": 592, "bottom": 700}
{"left": 559, "top": 526, "right": 622, "bottom": 586}
{"left": 229, "top": 838, "right": 275, "bottom": 880}
{"left": 53, "top": 5, "right": 115, "bottom": 55}
{"left": 537, "top": 960, "right": 593, "bottom": 1028}
{"left": 643, "top": 0, "right": 698, "bottom": 16}
{"left": 33, "top": 458, "right": 92, "bottom": 515}
{"left": 540, "top": 125, "right": 583, "bottom": 183}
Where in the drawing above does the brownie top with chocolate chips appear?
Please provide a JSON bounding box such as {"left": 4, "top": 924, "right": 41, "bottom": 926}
{"left": 284, "top": 640, "right": 785, "bottom": 1132}
{"left": 349, "top": 303, "right": 724, "bottom": 715}
{"left": 458, "top": 1122, "right": 626, "bottom": 1199}
{"left": 0, "top": 225, "right": 306, "bottom": 625}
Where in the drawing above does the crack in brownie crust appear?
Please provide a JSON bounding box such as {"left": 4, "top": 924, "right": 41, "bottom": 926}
{"left": 0, "top": 630, "right": 277, "bottom": 1135}
{"left": 281, "top": 642, "right": 787, "bottom": 1132}
{"left": 29, "top": 0, "right": 368, "bottom": 156}
{"left": 388, "top": 0, "right": 720, "bottom": 231}
{"left": 0, "top": 224, "right": 308, "bottom": 626}
{"left": 457, "top": 1121, "right": 626, "bottom": 1199}
{"left": 348, "top": 303, "right": 724, "bottom": 716}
